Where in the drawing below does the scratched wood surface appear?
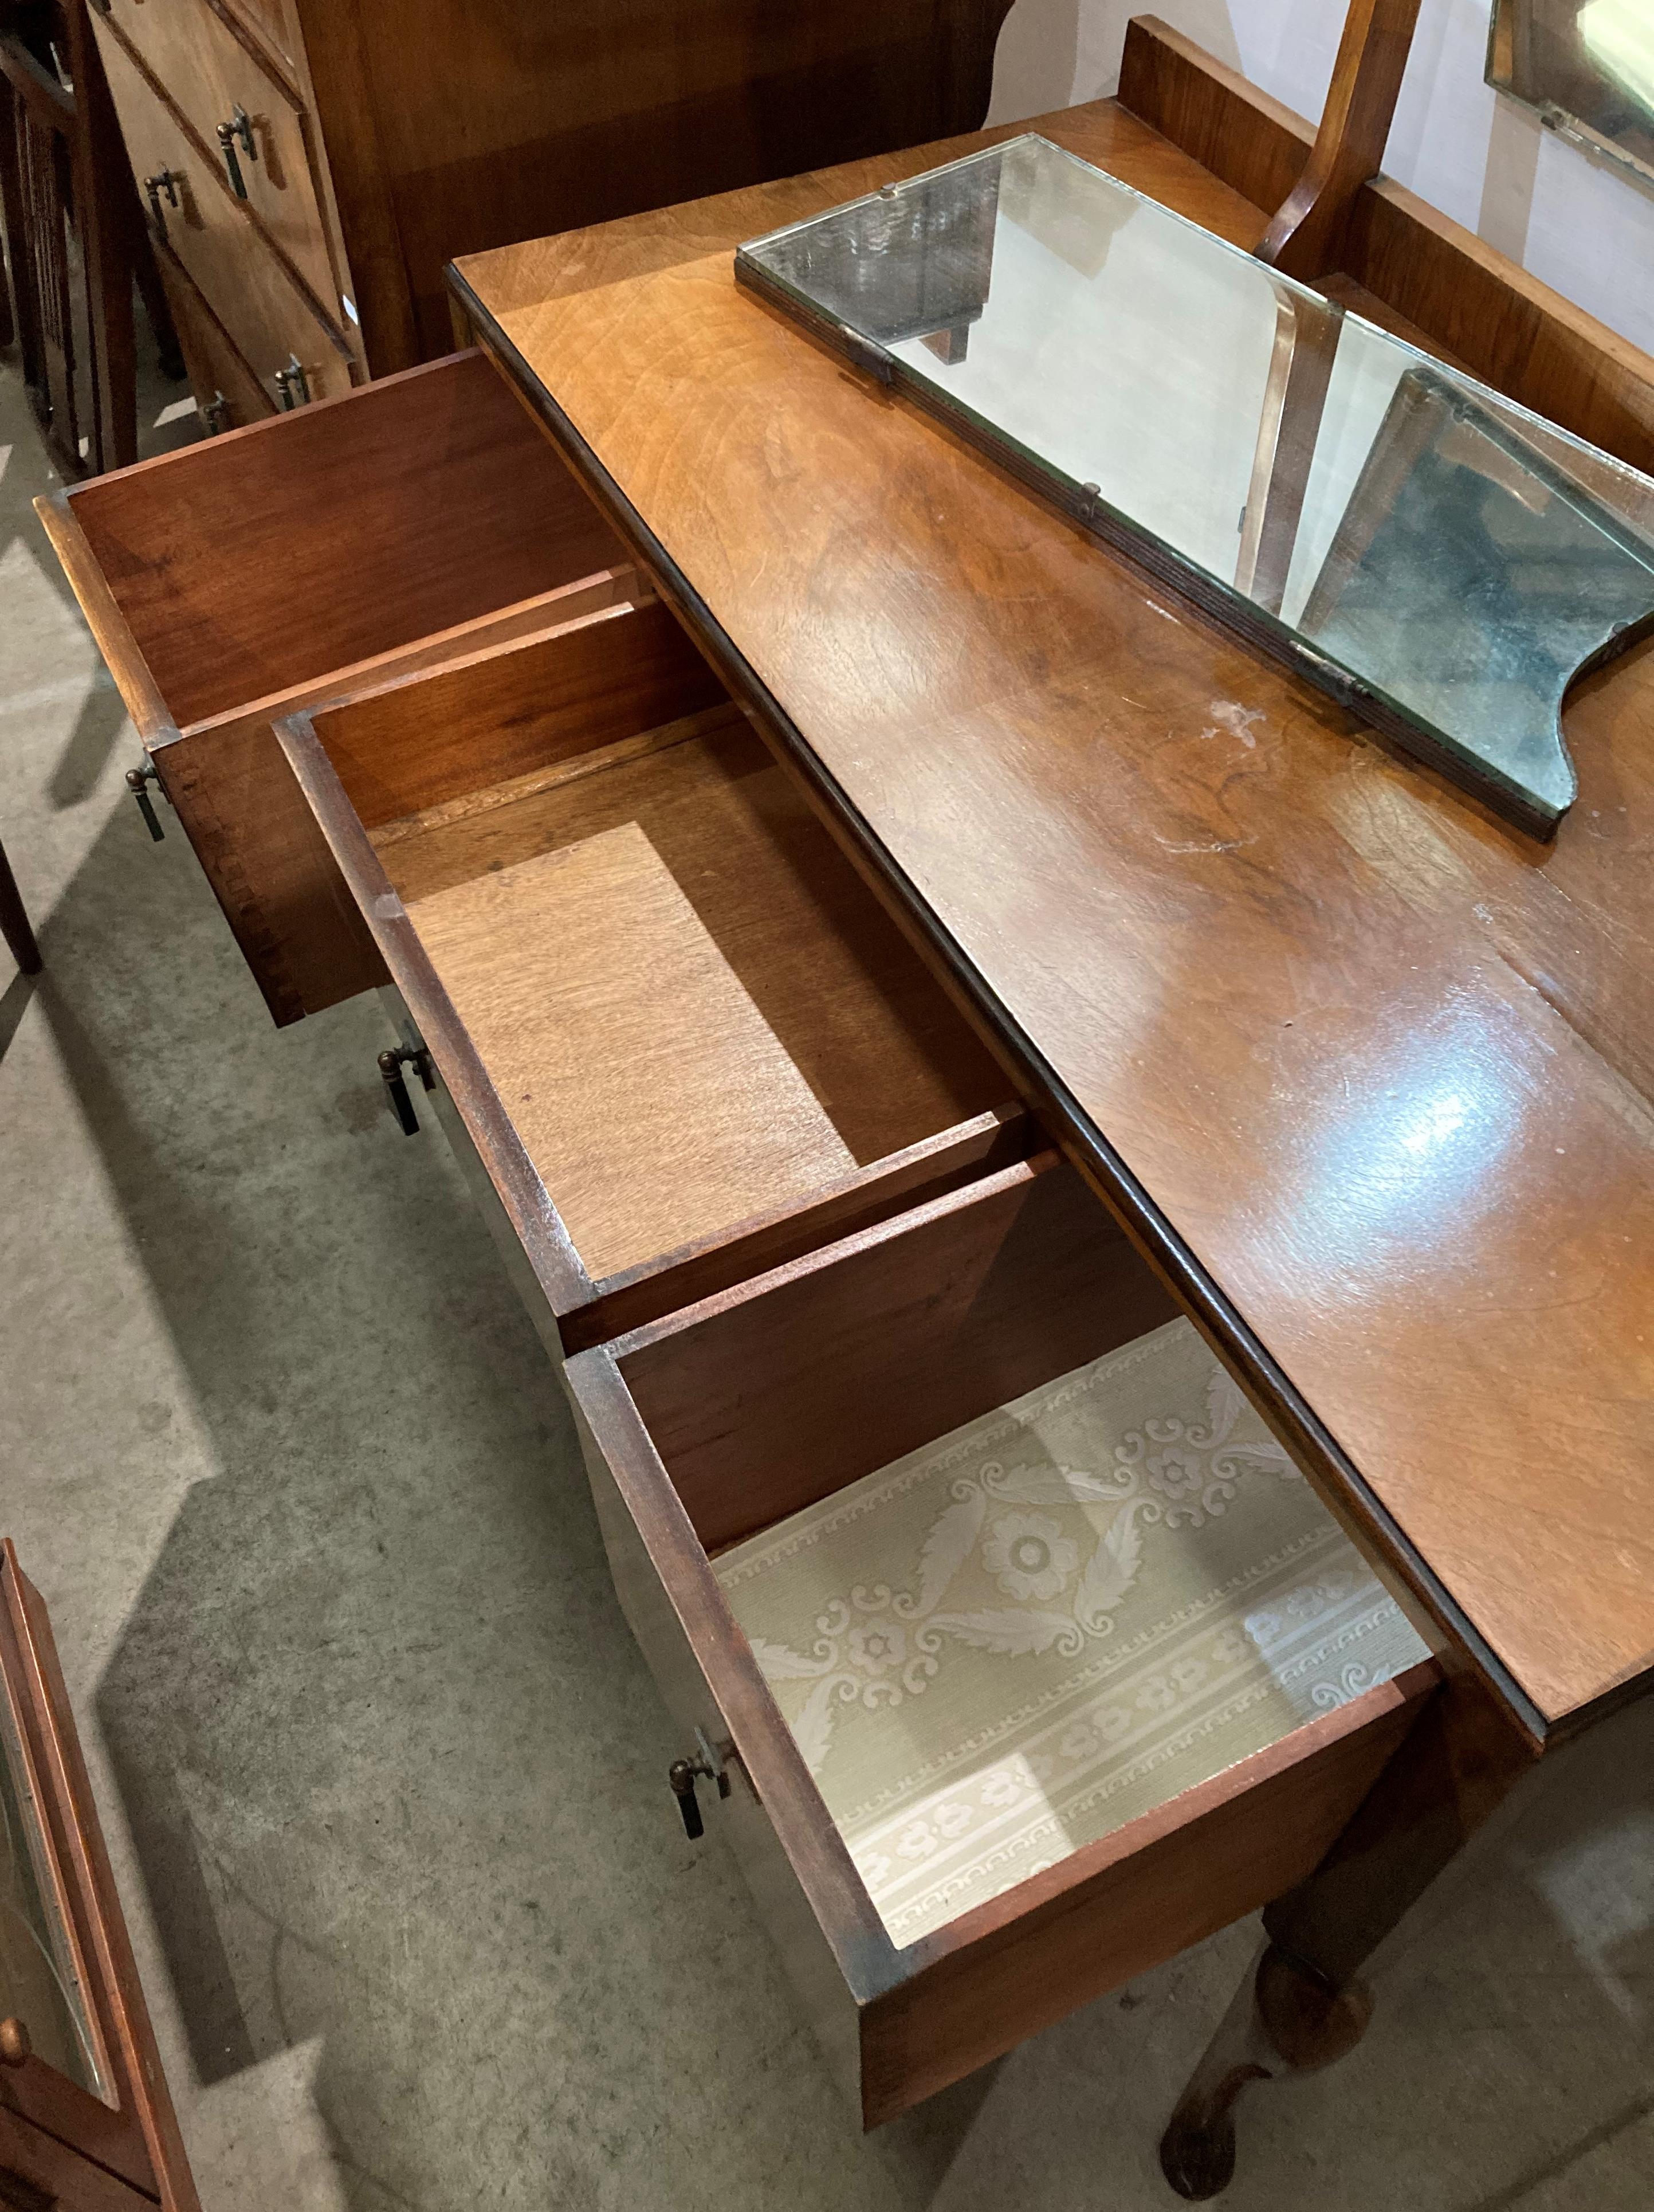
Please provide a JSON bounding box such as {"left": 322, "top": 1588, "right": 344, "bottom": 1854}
{"left": 458, "top": 82, "right": 1654, "bottom": 1735}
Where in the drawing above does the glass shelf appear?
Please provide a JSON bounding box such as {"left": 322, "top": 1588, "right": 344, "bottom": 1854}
{"left": 736, "top": 133, "right": 1654, "bottom": 835}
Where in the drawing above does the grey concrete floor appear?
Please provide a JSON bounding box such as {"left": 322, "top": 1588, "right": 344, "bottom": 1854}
{"left": 1, "top": 347, "right": 1652, "bottom": 2212}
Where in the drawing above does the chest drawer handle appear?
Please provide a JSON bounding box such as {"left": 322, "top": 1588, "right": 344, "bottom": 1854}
{"left": 216, "top": 105, "right": 258, "bottom": 199}
{"left": 143, "top": 169, "right": 180, "bottom": 236}
{"left": 125, "top": 762, "right": 167, "bottom": 841}
{"left": 378, "top": 1045, "right": 434, "bottom": 1134}
{"left": 667, "top": 1736, "right": 733, "bottom": 1840}
{"left": 273, "top": 354, "right": 311, "bottom": 409}
{"left": 198, "top": 390, "right": 230, "bottom": 436}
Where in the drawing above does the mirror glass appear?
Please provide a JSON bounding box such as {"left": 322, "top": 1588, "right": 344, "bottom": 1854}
{"left": 1488, "top": 0, "right": 1654, "bottom": 193}
{"left": 737, "top": 134, "right": 1654, "bottom": 835}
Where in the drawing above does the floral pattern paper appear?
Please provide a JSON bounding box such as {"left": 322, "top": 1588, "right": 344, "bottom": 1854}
{"left": 714, "top": 1318, "right": 1429, "bottom": 1947}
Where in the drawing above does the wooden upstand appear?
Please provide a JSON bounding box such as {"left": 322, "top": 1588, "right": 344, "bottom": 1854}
{"left": 38, "top": 13, "right": 1654, "bottom": 2198}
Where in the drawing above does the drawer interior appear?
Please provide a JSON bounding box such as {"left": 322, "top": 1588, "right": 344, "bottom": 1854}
{"left": 603, "top": 1160, "right": 1432, "bottom": 1952}
{"left": 296, "top": 607, "right": 1012, "bottom": 1296}
{"left": 60, "top": 350, "right": 621, "bottom": 730}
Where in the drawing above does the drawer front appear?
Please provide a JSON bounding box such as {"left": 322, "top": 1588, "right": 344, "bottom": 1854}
{"left": 564, "top": 1160, "right": 1440, "bottom": 2125}
{"left": 100, "top": 0, "right": 339, "bottom": 311}
{"left": 153, "top": 233, "right": 278, "bottom": 434}
{"left": 569, "top": 1387, "right": 867, "bottom": 2109}
{"left": 219, "top": 0, "right": 300, "bottom": 72}
{"left": 94, "top": 17, "right": 353, "bottom": 409}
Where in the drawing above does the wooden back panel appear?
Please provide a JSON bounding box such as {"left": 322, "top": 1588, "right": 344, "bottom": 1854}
{"left": 618, "top": 1159, "right": 1180, "bottom": 1552}
{"left": 1118, "top": 16, "right": 1654, "bottom": 473}
{"left": 61, "top": 351, "right": 622, "bottom": 728}
{"left": 301, "top": 0, "right": 1020, "bottom": 362}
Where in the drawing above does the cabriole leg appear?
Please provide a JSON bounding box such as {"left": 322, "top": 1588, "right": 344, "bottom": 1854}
{"left": 1160, "top": 1675, "right": 1537, "bottom": 2199}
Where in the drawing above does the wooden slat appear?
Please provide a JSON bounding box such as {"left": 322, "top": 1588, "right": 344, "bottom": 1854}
{"left": 53, "top": 349, "right": 621, "bottom": 729}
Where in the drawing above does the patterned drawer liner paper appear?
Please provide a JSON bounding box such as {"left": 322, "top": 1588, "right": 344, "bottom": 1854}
{"left": 714, "top": 1317, "right": 1429, "bottom": 1948}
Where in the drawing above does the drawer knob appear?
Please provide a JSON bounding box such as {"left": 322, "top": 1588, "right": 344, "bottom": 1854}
{"left": 0, "top": 2017, "right": 30, "bottom": 2067}
{"left": 125, "top": 762, "right": 166, "bottom": 842}
{"left": 216, "top": 105, "right": 258, "bottom": 199}
{"left": 378, "top": 1045, "right": 434, "bottom": 1135}
{"left": 667, "top": 1737, "right": 733, "bottom": 1841}
{"left": 143, "top": 169, "right": 181, "bottom": 236}
{"left": 273, "top": 354, "right": 312, "bottom": 410}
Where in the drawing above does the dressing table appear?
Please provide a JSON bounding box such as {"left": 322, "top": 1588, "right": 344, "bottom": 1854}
{"left": 37, "top": 9, "right": 1654, "bottom": 2196}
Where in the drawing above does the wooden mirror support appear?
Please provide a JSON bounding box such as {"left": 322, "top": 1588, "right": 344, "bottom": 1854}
{"left": 1256, "top": 0, "right": 1425, "bottom": 279}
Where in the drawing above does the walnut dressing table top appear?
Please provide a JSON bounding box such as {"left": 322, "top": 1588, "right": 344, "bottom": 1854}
{"left": 451, "top": 92, "right": 1654, "bottom": 1744}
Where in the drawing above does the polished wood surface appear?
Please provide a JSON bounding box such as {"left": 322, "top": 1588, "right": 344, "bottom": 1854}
{"left": 457, "top": 40, "right": 1654, "bottom": 1737}
{"left": 0, "top": 1544, "right": 199, "bottom": 2209}
{"left": 567, "top": 1159, "right": 1439, "bottom": 2124}
{"left": 1255, "top": 0, "right": 1423, "bottom": 279}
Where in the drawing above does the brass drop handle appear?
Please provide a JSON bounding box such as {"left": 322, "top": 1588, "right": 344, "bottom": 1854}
{"left": 216, "top": 105, "right": 257, "bottom": 199}
{"left": 667, "top": 1735, "right": 733, "bottom": 1839}
{"left": 0, "top": 2016, "right": 30, "bottom": 2066}
{"left": 125, "top": 761, "right": 166, "bottom": 841}
{"left": 378, "top": 1045, "right": 434, "bottom": 1135}
{"left": 143, "top": 168, "right": 180, "bottom": 234}
{"left": 273, "top": 354, "right": 311, "bottom": 409}
{"left": 199, "top": 390, "right": 229, "bottom": 436}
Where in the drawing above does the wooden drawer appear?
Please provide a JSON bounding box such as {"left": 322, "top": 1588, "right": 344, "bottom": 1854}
{"left": 97, "top": 0, "right": 340, "bottom": 313}
{"left": 152, "top": 230, "right": 278, "bottom": 432}
{"left": 93, "top": 13, "right": 351, "bottom": 408}
{"left": 561, "top": 1159, "right": 1441, "bottom": 2125}
{"left": 275, "top": 625, "right": 1024, "bottom": 1348}
{"left": 39, "top": 350, "right": 637, "bottom": 1023}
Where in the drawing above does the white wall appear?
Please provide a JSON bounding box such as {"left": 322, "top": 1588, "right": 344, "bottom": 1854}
{"left": 987, "top": 0, "right": 1654, "bottom": 357}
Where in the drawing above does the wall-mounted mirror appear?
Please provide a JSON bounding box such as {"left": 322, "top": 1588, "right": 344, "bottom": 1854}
{"left": 1488, "top": 0, "right": 1654, "bottom": 193}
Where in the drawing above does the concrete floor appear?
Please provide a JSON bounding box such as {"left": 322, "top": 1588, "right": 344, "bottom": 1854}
{"left": 1, "top": 348, "right": 1652, "bottom": 2212}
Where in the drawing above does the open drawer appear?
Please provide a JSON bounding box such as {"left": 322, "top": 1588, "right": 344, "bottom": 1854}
{"left": 564, "top": 1155, "right": 1440, "bottom": 2126}
{"left": 38, "top": 350, "right": 637, "bottom": 1025}
{"left": 274, "top": 614, "right": 1025, "bottom": 1348}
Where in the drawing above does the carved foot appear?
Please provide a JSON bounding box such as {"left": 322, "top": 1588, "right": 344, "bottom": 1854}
{"left": 1157, "top": 1942, "right": 1374, "bottom": 2199}
{"left": 1160, "top": 2061, "right": 1269, "bottom": 2200}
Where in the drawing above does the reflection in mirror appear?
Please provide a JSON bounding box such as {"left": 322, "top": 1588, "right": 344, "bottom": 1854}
{"left": 1488, "top": 0, "right": 1654, "bottom": 194}
{"left": 736, "top": 134, "right": 1654, "bottom": 835}
{"left": 0, "top": 1680, "right": 109, "bottom": 2099}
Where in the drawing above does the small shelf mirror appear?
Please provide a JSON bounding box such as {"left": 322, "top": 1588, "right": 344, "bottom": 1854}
{"left": 737, "top": 135, "right": 1654, "bottom": 837}
{"left": 1487, "top": 0, "right": 1654, "bottom": 194}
